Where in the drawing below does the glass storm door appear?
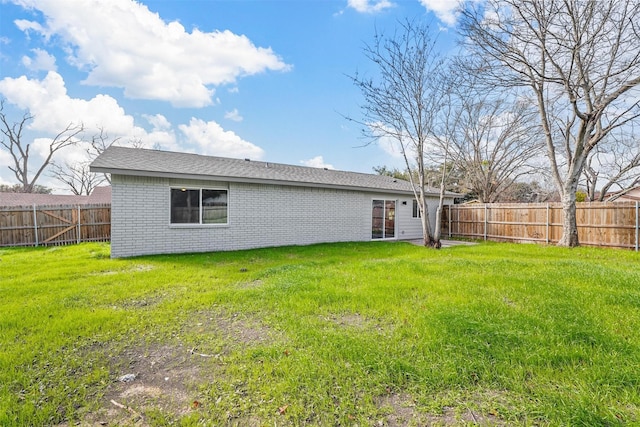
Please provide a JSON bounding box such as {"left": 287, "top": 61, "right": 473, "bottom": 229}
{"left": 372, "top": 200, "right": 396, "bottom": 239}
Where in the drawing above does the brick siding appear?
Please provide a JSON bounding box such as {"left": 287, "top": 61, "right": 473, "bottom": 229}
{"left": 110, "top": 175, "right": 444, "bottom": 257}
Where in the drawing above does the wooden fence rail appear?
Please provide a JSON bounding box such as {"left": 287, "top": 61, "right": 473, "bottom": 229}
{"left": 0, "top": 204, "right": 111, "bottom": 247}
{"left": 443, "top": 202, "right": 640, "bottom": 251}
{"left": 2, "top": 202, "right": 638, "bottom": 250}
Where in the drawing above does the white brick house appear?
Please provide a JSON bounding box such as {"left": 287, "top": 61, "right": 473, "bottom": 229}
{"left": 91, "top": 147, "right": 455, "bottom": 258}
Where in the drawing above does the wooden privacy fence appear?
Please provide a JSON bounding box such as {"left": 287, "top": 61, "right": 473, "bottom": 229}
{"left": 443, "top": 202, "right": 640, "bottom": 251}
{"left": 0, "top": 204, "right": 111, "bottom": 247}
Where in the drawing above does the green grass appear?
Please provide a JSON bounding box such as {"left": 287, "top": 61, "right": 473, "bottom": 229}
{"left": 1, "top": 241, "right": 639, "bottom": 426}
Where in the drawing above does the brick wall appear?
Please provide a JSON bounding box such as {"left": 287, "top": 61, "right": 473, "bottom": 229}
{"left": 110, "top": 174, "right": 442, "bottom": 257}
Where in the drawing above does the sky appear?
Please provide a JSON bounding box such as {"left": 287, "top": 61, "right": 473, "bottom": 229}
{"left": 0, "top": 0, "right": 462, "bottom": 193}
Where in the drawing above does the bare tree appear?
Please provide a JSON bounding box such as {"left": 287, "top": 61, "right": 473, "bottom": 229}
{"left": 50, "top": 160, "right": 106, "bottom": 195}
{"left": 460, "top": 0, "right": 640, "bottom": 246}
{"left": 86, "top": 127, "right": 145, "bottom": 184}
{"left": 0, "top": 101, "right": 84, "bottom": 193}
{"left": 498, "top": 180, "right": 557, "bottom": 203}
{"left": 348, "top": 20, "right": 448, "bottom": 248}
{"left": 583, "top": 133, "right": 640, "bottom": 200}
{"left": 442, "top": 86, "right": 546, "bottom": 203}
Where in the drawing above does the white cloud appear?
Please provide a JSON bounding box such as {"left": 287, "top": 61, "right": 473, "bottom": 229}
{"left": 0, "top": 72, "right": 178, "bottom": 180}
{"left": 13, "top": 18, "right": 46, "bottom": 35}
{"left": 418, "top": 0, "right": 463, "bottom": 26}
{"left": 11, "top": 0, "right": 291, "bottom": 107}
{"left": 366, "top": 122, "right": 405, "bottom": 159}
{"left": 0, "top": 149, "right": 13, "bottom": 168}
{"left": 224, "top": 108, "right": 243, "bottom": 122}
{"left": 140, "top": 114, "right": 178, "bottom": 149}
{"left": 0, "top": 70, "right": 263, "bottom": 189}
{"left": 0, "top": 71, "right": 262, "bottom": 161}
{"left": 377, "top": 134, "right": 404, "bottom": 159}
{"left": 21, "top": 48, "right": 57, "bottom": 71}
{"left": 347, "top": 0, "right": 395, "bottom": 14}
{"left": 143, "top": 113, "right": 172, "bottom": 131}
{"left": 300, "top": 156, "right": 334, "bottom": 169}
{"left": 179, "top": 118, "right": 264, "bottom": 159}
{"left": 0, "top": 71, "right": 137, "bottom": 135}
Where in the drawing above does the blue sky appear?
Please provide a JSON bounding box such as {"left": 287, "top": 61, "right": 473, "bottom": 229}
{"left": 0, "top": 0, "right": 461, "bottom": 192}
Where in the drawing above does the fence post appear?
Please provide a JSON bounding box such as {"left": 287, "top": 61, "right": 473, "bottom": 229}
{"left": 484, "top": 204, "right": 488, "bottom": 241}
{"left": 448, "top": 205, "right": 452, "bottom": 238}
{"left": 546, "top": 203, "right": 550, "bottom": 244}
{"left": 636, "top": 201, "right": 640, "bottom": 252}
{"left": 32, "top": 204, "right": 39, "bottom": 247}
{"left": 77, "top": 205, "right": 81, "bottom": 244}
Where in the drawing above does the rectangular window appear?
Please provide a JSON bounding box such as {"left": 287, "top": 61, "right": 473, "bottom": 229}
{"left": 170, "top": 188, "right": 228, "bottom": 225}
{"left": 412, "top": 199, "right": 421, "bottom": 218}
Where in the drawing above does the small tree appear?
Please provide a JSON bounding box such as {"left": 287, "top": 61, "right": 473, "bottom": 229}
{"left": 50, "top": 161, "right": 106, "bottom": 195}
{"left": 439, "top": 78, "right": 546, "bottom": 203}
{"left": 498, "top": 181, "right": 557, "bottom": 203}
{"left": 372, "top": 165, "right": 412, "bottom": 181}
{"left": 583, "top": 133, "right": 640, "bottom": 201}
{"left": 348, "top": 20, "right": 448, "bottom": 247}
{"left": 0, "top": 100, "right": 83, "bottom": 193}
{"left": 86, "top": 127, "right": 145, "bottom": 184}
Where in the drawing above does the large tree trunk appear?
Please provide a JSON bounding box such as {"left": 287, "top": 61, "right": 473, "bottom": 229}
{"left": 558, "top": 193, "right": 579, "bottom": 247}
{"left": 432, "top": 175, "right": 447, "bottom": 248}
{"left": 419, "top": 190, "right": 437, "bottom": 248}
{"left": 556, "top": 142, "right": 589, "bottom": 247}
{"left": 557, "top": 175, "right": 581, "bottom": 247}
{"left": 431, "top": 206, "right": 443, "bottom": 249}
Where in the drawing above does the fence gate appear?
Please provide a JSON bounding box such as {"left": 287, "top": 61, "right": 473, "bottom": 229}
{"left": 36, "top": 206, "right": 81, "bottom": 245}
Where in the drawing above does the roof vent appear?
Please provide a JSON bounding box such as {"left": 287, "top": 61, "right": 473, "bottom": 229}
{"left": 244, "top": 158, "right": 250, "bottom": 161}
{"left": 393, "top": 179, "right": 397, "bottom": 182}
{"left": 324, "top": 167, "right": 328, "bottom": 170}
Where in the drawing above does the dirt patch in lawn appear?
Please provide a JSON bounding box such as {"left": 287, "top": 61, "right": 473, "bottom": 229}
{"left": 422, "top": 406, "right": 506, "bottom": 426}
{"left": 193, "top": 310, "right": 276, "bottom": 347}
{"left": 375, "top": 392, "right": 507, "bottom": 426}
{"left": 375, "top": 393, "right": 419, "bottom": 426}
{"left": 326, "top": 313, "right": 369, "bottom": 328}
{"left": 94, "top": 264, "right": 155, "bottom": 276}
{"left": 236, "top": 279, "right": 265, "bottom": 289}
{"left": 323, "top": 312, "right": 392, "bottom": 335}
{"left": 77, "top": 310, "right": 276, "bottom": 425}
{"left": 81, "top": 344, "right": 213, "bottom": 426}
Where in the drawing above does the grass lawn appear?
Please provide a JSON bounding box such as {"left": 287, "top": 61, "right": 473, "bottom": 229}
{"left": 1, "top": 241, "right": 639, "bottom": 426}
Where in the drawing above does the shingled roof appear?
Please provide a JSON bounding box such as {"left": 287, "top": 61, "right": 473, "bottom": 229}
{"left": 91, "top": 146, "right": 441, "bottom": 195}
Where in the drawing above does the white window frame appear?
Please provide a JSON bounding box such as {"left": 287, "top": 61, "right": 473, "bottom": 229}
{"left": 371, "top": 198, "right": 397, "bottom": 240}
{"left": 412, "top": 199, "right": 422, "bottom": 218}
{"left": 169, "top": 187, "right": 229, "bottom": 226}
